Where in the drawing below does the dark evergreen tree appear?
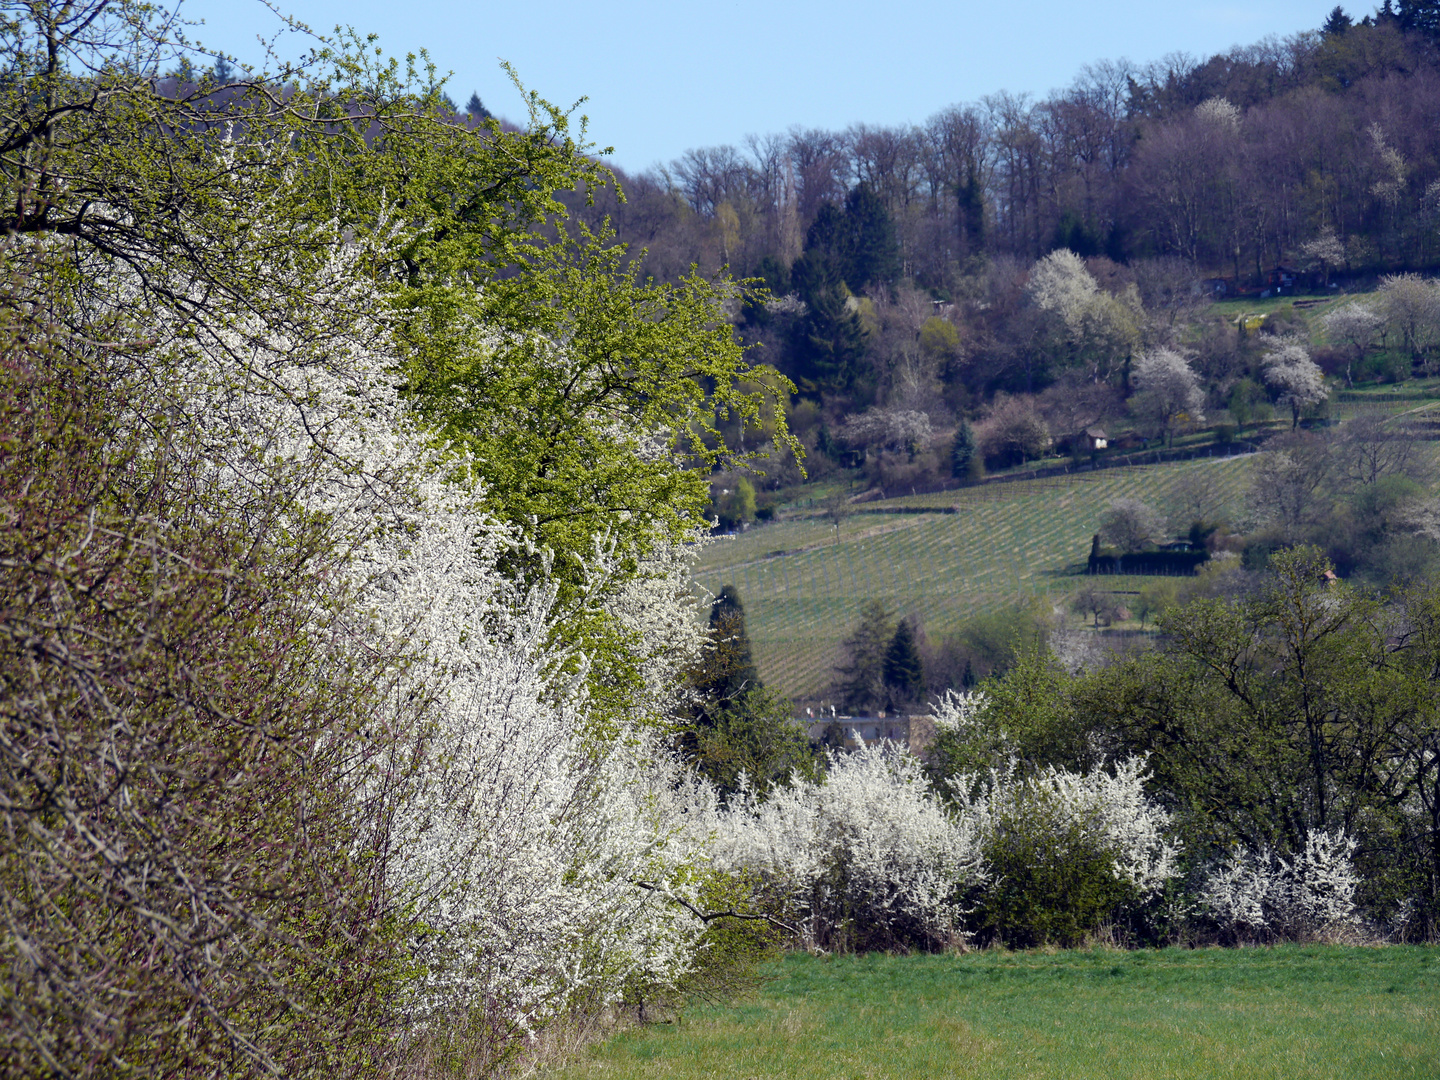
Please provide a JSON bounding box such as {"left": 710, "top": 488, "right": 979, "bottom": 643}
{"left": 951, "top": 421, "right": 978, "bottom": 479}
{"left": 1322, "top": 5, "right": 1353, "bottom": 33}
{"left": 804, "top": 202, "right": 847, "bottom": 262}
{"left": 1398, "top": 0, "right": 1440, "bottom": 37}
{"left": 956, "top": 158, "right": 986, "bottom": 258}
{"left": 465, "top": 91, "right": 493, "bottom": 119}
{"left": 788, "top": 247, "right": 868, "bottom": 398}
{"left": 840, "top": 183, "right": 900, "bottom": 291}
{"left": 704, "top": 584, "right": 759, "bottom": 705}
{"left": 833, "top": 599, "right": 893, "bottom": 713}
{"left": 882, "top": 618, "right": 925, "bottom": 710}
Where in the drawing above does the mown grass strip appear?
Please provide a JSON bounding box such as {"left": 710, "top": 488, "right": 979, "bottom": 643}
{"left": 545, "top": 947, "right": 1440, "bottom": 1080}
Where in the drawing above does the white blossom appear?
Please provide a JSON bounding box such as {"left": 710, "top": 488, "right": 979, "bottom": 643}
{"left": 702, "top": 742, "right": 987, "bottom": 950}
{"left": 959, "top": 757, "right": 1181, "bottom": 899}
{"left": 1201, "top": 830, "right": 1360, "bottom": 940}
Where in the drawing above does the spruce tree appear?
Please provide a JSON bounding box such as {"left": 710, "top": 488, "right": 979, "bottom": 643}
{"left": 1322, "top": 4, "right": 1353, "bottom": 34}
{"left": 882, "top": 618, "right": 925, "bottom": 710}
{"left": 704, "top": 584, "right": 760, "bottom": 705}
{"left": 1398, "top": 0, "right": 1440, "bottom": 37}
{"left": 833, "top": 599, "right": 893, "bottom": 713}
{"left": 465, "top": 91, "right": 493, "bottom": 119}
{"left": 841, "top": 183, "right": 900, "bottom": 291}
{"left": 951, "top": 422, "right": 978, "bottom": 479}
{"left": 789, "top": 246, "right": 867, "bottom": 398}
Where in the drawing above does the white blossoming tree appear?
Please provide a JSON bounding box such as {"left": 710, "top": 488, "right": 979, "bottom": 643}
{"left": 1262, "top": 342, "right": 1329, "bottom": 428}
{"left": 1130, "top": 347, "right": 1205, "bottom": 446}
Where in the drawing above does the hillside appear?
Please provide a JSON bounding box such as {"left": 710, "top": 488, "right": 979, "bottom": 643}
{"left": 694, "top": 454, "right": 1259, "bottom": 701}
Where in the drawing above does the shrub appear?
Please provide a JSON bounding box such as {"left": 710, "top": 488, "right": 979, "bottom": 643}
{"left": 959, "top": 759, "right": 1181, "bottom": 948}
{"left": 0, "top": 298, "right": 410, "bottom": 1077}
{"left": 706, "top": 743, "right": 986, "bottom": 952}
{"left": 1200, "top": 830, "right": 1361, "bottom": 942}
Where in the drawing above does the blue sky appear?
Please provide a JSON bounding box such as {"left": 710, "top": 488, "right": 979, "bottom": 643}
{"left": 180, "top": 0, "right": 1340, "bottom": 174}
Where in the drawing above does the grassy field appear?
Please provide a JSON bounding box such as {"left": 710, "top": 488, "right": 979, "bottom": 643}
{"left": 693, "top": 455, "right": 1258, "bottom": 701}
{"left": 544, "top": 947, "right": 1440, "bottom": 1080}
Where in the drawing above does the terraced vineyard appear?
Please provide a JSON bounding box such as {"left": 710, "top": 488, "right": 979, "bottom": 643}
{"left": 693, "top": 455, "right": 1258, "bottom": 701}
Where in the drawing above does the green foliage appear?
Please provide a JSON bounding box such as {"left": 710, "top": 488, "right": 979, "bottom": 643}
{"left": 974, "top": 787, "right": 1135, "bottom": 948}
{"left": 711, "top": 476, "right": 758, "bottom": 531}
{"left": 882, "top": 617, "right": 925, "bottom": 709}
{"left": 979, "top": 646, "right": 1088, "bottom": 771}
{"left": 688, "top": 687, "right": 818, "bottom": 800}
{"left": 665, "top": 868, "right": 788, "bottom": 1006}
{"left": 1075, "top": 547, "right": 1440, "bottom": 931}
{"left": 403, "top": 218, "right": 790, "bottom": 581}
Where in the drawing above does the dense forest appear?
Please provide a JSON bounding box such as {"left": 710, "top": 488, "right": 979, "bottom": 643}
{"left": 538, "top": 4, "right": 1440, "bottom": 496}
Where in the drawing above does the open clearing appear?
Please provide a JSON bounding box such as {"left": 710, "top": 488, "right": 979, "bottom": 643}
{"left": 545, "top": 947, "right": 1440, "bottom": 1079}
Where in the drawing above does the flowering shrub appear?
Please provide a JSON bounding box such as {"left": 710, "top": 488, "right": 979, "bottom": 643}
{"left": 1201, "top": 830, "right": 1360, "bottom": 942}
{"left": 0, "top": 196, "right": 717, "bottom": 1072}
{"left": 958, "top": 758, "right": 1182, "bottom": 947}
{"left": 703, "top": 743, "right": 986, "bottom": 952}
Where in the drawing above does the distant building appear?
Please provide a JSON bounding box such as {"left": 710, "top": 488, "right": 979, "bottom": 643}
{"left": 806, "top": 713, "right": 938, "bottom": 758}
{"left": 1083, "top": 427, "right": 1108, "bottom": 451}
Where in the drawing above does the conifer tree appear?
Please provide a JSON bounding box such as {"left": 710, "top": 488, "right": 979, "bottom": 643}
{"left": 704, "top": 585, "right": 760, "bottom": 705}
{"left": 883, "top": 618, "right": 925, "bottom": 710}
{"left": 841, "top": 183, "right": 900, "bottom": 291}
{"left": 952, "top": 421, "right": 979, "bottom": 479}
{"left": 834, "top": 600, "right": 894, "bottom": 713}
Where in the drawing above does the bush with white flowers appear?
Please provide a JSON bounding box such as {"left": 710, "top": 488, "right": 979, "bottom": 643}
{"left": 958, "top": 757, "right": 1182, "bottom": 947}
{"left": 1201, "top": 830, "right": 1360, "bottom": 941}
{"left": 702, "top": 742, "right": 987, "bottom": 951}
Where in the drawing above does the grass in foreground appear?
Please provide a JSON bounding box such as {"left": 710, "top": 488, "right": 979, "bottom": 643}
{"left": 543, "top": 947, "right": 1440, "bottom": 1079}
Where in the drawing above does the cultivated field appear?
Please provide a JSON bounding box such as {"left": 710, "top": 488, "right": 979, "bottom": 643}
{"left": 545, "top": 947, "right": 1440, "bottom": 1079}
{"left": 693, "top": 454, "right": 1258, "bottom": 701}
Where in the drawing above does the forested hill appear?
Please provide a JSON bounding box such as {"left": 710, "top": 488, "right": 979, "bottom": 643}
{"left": 578, "top": 4, "right": 1440, "bottom": 293}
{"left": 537, "top": 3, "right": 1440, "bottom": 508}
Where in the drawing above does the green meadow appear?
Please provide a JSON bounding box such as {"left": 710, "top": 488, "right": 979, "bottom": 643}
{"left": 693, "top": 455, "right": 1258, "bottom": 700}
{"left": 545, "top": 947, "right": 1440, "bottom": 1080}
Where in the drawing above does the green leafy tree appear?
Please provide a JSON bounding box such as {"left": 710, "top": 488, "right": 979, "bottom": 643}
{"left": 689, "top": 687, "right": 818, "bottom": 800}
{"left": 1074, "top": 546, "right": 1440, "bottom": 931}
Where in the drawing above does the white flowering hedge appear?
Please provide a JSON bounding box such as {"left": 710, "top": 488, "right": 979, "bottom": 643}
{"left": 1201, "top": 830, "right": 1361, "bottom": 942}
{"left": 699, "top": 743, "right": 986, "bottom": 951}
